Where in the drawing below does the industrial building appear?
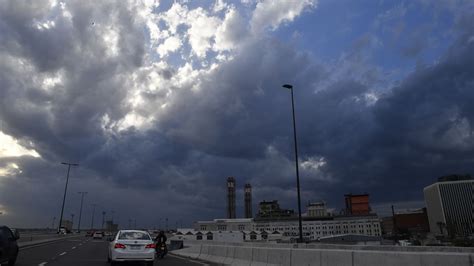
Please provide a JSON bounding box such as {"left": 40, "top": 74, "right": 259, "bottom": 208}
{"left": 306, "top": 201, "right": 329, "bottom": 217}
{"left": 256, "top": 200, "right": 295, "bottom": 219}
{"left": 244, "top": 184, "right": 252, "bottom": 218}
{"left": 380, "top": 208, "right": 430, "bottom": 237}
{"left": 227, "top": 177, "right": 236, "bottom": 219}
{"left": 344, "top": 194, "right": 370, "bottom": 215}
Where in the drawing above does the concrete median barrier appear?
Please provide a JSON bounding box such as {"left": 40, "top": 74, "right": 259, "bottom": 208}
{"left": 232, "top": 246, "right": 252, "bottom": 266}
{"left": 172, "top": 244, "right": 202, "bottom": 259}
{"left": 353, "top": 250, "right": 417, "bottom": 266}
{"left": 207, "top": 245, "right": 228, "bottom": 264}
{"left": 18, "top": 234, "right": 83, "bottom": 249}
{"left": 197, "top": 244, "right": 210, "bottom": 261}
{"left": 420, "top": 252, "right": 471, "bottom": 266}
{"left": 250, "top": 247, "right": 268, "bottom": 266}
{"left": 290, "top": 248, "right": 322, "bottom": 266}
{"left": 266, "top": 247, "right": 291, "bottom": 266}
{"left": 171, "top": 241, "right": 474, "bottom": 266}
{"left": 223, "top": 245, "right": 235, "bottom": 265}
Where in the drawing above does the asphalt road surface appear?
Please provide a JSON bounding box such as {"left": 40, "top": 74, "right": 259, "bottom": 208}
{"left": 16, "top": 237, "right": 210, "bottom": 266}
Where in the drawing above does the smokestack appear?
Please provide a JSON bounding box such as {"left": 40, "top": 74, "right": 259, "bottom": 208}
{"left": 227, "top": 177, "right": 236, "bottom": 219}
{"left": 244, "top": 184, "right": 252, "bottom": 218}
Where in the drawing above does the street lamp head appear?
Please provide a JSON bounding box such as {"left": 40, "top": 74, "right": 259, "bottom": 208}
{"left": 282, "top": 84, "right": 293, "bottom": 89}
{"left": 61, "top": 162, "right": 79, "bottom": 166}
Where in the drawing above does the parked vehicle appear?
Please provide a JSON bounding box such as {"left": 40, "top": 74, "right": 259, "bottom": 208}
{"left": 108, "top": 230, "right": 155, "bottom": 266}
{"left": 0, "top": 226, "right": 20, "bottom": 265}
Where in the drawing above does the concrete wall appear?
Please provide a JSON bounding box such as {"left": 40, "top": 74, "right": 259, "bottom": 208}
{"left": 172, "top": 240, "right": 474, "bottom": 266}
{"left": 182, "top": 239, "right": 474, "bottom": 253}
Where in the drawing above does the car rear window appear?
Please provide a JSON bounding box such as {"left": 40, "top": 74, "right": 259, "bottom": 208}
{"left": 118, "top": 231, "right": 151, "bottom": 240}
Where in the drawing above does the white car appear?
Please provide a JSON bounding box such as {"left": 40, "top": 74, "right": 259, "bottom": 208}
{"left": 93, "top": 231, "right": 103, "bottom": 239}
{"left": 108, "top": 230, "right": 155, "bottom": 265}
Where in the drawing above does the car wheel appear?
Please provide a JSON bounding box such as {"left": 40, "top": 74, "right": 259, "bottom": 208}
{"left": 146, "top": 261, "right": 154, "bottom": 266}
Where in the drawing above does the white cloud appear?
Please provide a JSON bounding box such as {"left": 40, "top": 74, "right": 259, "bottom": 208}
{"left": 213, "top": 0, "right": 228, "bottom": 13}
{"left": 186, "top": 8, "right": 221, "bottom": 58}
{"left": 157, "top": 36, "right": 182, "bottom": 57}
{"left": 250, "top": 0, "right": 316, "bottom": 34}
{"left": 214, "top": 8, "right": 248, "bottom": 51}
{"left": 160, "top": 3, "right": 189, "bottom": 35}
{"left": 0, "top": 132, "right": 40, "bottom": 158}
{"left": 0, "top": 163, "right": 21, "bottom": 178}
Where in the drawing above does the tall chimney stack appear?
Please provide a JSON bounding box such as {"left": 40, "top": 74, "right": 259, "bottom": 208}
{"left": 244, "top": 183, "right": 252, "bottom": 218}
{"left": 227, "top": 177, "right": 236, "bottom": 219}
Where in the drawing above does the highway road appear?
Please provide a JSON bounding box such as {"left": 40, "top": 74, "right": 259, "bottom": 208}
{"left": 16, "top": 237, "right": 211, "bottom": 266}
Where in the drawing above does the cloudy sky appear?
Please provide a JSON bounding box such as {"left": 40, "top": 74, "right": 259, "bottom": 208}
{"left": 1, "top": 0, "right": 474, "bottom": 228}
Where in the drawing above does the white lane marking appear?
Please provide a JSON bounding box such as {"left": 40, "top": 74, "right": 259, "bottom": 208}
{"left": 59, "top": 252, "right": 67, "bottom": 256}
{"left": 38, "top": 262, "right": 47, "bottom": 266}
{"left": 72, "top": 246, "right": 76, "bottom": 249}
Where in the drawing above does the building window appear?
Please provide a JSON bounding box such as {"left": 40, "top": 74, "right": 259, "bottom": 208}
{"left": 238, "top": 225, "right": 245, "bottom": 231}
{"left": 200, "top": 225, "right": 207, "bottom": 231}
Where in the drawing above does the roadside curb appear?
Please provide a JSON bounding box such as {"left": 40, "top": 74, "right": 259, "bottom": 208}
{"left": 169, "top": 252, "right": 212, "bottom": 266}
{"left": 19, "top": 235, "right": 83, "bottom": 250}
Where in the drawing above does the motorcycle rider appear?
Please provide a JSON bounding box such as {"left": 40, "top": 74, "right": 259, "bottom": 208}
{"left": 155, "top": 230, "right": 167, "bottom": 257}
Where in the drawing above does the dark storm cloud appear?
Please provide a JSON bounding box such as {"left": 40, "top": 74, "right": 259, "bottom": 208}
{"left": 0, "top": 0, "right": 145, "bottom": 160}
{"left": 1, "top": 1, "right": 474, "bottom": 227}
{"left": 317, "top": 30, "right": 474, "bottom": 204}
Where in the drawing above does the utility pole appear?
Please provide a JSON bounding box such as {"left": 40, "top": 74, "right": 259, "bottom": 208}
{"left": 71, "top": 213, "right": 75, "bottom": 226}
{"left": 58, "top": 162, "right": 79, "bottom": 233}
{"left": 90, "top": 204, "right": 97, "bottom": 230}
{"left": 77, "top": 192, "right": 87, "bottom": 232}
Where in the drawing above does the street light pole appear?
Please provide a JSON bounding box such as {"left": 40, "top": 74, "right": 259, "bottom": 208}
{"left": 282, "top": 84, "right": 303, "bottom": 243}
{"left": 77, "top": 192, "right": 87, "bottom": 232}
{"left": 90, "top": 204, "right": 97, "bottom": 230}
{"left": 58, "top": 162, "right": 78, "bottom": 233}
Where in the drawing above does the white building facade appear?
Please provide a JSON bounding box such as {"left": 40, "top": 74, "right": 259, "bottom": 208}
{"left": 194, "top": 215, "right": 381, "bottom": 241}
{"left": 424, "top": 179, "right": 474, "bottom": 236}
{"left": 254, "top": 215, "right": 381, "bottom": 241}
{"left": 195, "top": 218, "right": 253, "bottom": 232}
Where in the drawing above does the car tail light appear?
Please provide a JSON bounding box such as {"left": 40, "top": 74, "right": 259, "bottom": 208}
{"left": 114, "top": 243, "right": 126, "bottom": 249}
{"left": 145, "top": 243, "right": 156, "bottom": 249}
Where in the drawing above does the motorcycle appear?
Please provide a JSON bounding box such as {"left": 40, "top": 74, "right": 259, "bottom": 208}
{"left": 155, "top": 242, "right": 167, "bottom": 259}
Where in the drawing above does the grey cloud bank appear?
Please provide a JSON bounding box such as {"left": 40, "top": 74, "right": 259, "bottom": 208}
{"left": 0, "top": 0, "right": 473, "bottom": 227}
